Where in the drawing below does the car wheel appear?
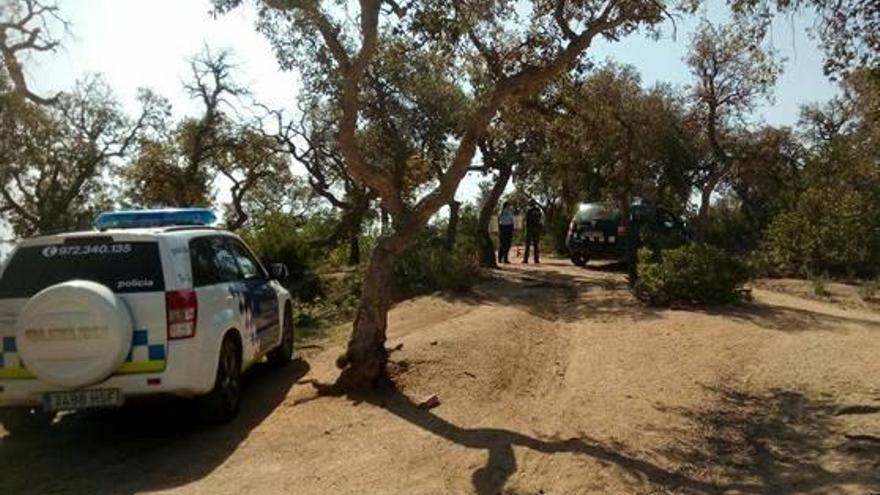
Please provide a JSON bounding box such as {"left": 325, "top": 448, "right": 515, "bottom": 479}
{"left": 198, "top": 335, "right": 242, "bottom": 424}
{"left": 267, "top": 308, "right": 294, "bottom": 367}
{"left": 571, "top": 253, "right": 589, "bottom": 267}
{"left": 0, "top": 407, "right": 55, "bottom": 435}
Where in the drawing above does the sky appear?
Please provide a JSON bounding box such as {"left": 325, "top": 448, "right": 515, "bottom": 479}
{"left": 18, "top": 0, "right": 840, "bottom": 214}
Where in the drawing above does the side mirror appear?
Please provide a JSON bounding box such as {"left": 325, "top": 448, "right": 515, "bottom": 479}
{"left": 269, "top": 263, "right": 290, "bottom": 281}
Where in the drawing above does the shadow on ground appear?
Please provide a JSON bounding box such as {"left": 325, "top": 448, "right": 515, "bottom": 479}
{"left": 337, "top": 386, "right": 753, "bottom": 495}
{"left": 654, "top": 386, "right": 880, "bottom": 494}
{"left": 444, "top": 258, "right": 880, "bottom": 334}
{"left": 335, "top": 384, "right": 880, "bottom": 495}
{"left": 0, "top": 359, "right": 309, "bottom": 495}
{"left": 701, "top": 301, "right": 880, "bottom": 333}
{"left": 350, "top": 390, "right": 728, "bottom": 495}
{"left": 438, "top": 258, "right": 665, "bottom": 324}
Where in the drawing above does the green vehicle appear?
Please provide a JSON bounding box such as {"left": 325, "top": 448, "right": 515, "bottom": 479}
{"left": 566, "top": 201, "right": 689, "bottom": 267}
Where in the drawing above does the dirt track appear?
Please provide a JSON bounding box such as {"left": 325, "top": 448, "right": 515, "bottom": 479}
{"left": 2, "top": 259, "right": 879, "bottom": 494}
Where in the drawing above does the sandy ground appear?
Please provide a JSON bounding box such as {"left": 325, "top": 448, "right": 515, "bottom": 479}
{"left": 1, "top": 259, "right": 879, "bottom": 494}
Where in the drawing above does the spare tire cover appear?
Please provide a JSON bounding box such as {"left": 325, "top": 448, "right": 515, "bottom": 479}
{"left": 16, "top": 280, "right": 133, "bottom": 388}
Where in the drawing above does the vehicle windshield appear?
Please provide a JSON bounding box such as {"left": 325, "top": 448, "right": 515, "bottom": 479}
{"left": 573, "top": 203, "right": 621, "bottom": 223}
{"left": 0, "top": 240, "right": 165, "bottom": 298}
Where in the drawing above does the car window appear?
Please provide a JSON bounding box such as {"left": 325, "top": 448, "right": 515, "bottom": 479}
{"left": 190, "top": 237, "right": 241, "bottom": 287}
{"left": 657, "top": 209, "right": 678, "bottom": 229}
{"left": 0, "top": 240, "right": 165, "bottom": 297}
{"left": 227, "top": 240, "right": 265, "bottom": 281}
{"left": 574, "top": 203, "right": 620, "bottom": 223}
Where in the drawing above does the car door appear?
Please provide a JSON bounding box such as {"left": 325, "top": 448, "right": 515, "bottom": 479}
{"left": 226, "top": 239, "right": 279, "bottom": 356}
{"left": 654, "top": 208, "right": 688, "bottom": 249}
{"left": 189, "top": 236, "right": 243, "bottom": 352}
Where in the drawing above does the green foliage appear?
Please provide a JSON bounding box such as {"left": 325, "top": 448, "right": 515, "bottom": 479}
{"left": 758, "top": 185, "right": 874, "bottom": 277}
{"left": 238, "top": 211, "right": 338, "bottom": 302}
{"left": 731, "top": 0, "right": 879, "bottom": 77}
{"left": 809, "top": 273, "right": 831, "bottom": 298}
{"left": 858, "top": 278, "right": 880, "bottom": 302}
{"left": 634, "top": 244, "right": 749, "bottom": 306}
{"left": 296, "top": 268, "right": 363, "bottom": 330}
{"left": 0, "top": 74, "right": 162, "bottom": 236}
{"left": 701, "top": 197, "right": 760, "bottom": 254}
{"left": 394, "top": 223, "right": 481, "bottom": 294}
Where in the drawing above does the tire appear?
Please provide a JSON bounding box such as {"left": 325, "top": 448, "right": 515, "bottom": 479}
{"left": 267, "top": 307, "right": 294, "bottom": 367}
{"left": 571, "top": 253, "right": 589, "bottom": 267}
{"left": 198, "top": 336, "right": 242, "bottom": 424}
{"left": 0, "top": 407, "right": 55, "bottom": 435}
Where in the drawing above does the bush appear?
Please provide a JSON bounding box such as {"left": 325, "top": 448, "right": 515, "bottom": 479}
{"left": 634, "top": 244, "right": 749, "bottom": 306}
{"left": 758, "top": 185, "right": 876, "bottom": 277}
{"left": 859, "top": 278, "right": 880, "bottom": 302}
{"left": 297, "top": 268, "right": 363, "bottom": 329}
{"left": 701, "top": 199, "right": 760, "bottom": 254}
{"left": 238, "top": 212, "right": 338, "bottom": 302}
{"left": 809, "top": 272, "right": 831, "bottom": 297}
{"left": 394, "top": 225, "right": 481, "bottom": 294}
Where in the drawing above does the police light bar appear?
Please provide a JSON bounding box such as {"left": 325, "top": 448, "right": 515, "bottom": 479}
{"left": 95, "top": 208, "right": 218, "bottom": 230}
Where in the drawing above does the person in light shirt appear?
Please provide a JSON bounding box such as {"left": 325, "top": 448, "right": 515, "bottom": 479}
{"left": 497, "top": 202, "right": 515, "bottom": 264}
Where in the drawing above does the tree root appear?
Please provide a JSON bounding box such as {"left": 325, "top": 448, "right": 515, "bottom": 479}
{"left": 312, "top": 358, "right": 395, "bottom": 397}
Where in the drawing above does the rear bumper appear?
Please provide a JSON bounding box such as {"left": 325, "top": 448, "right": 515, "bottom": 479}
{"left": 0, "top": 338, "right": 216, "bottom": 408}
{"left": 567, "top": 237, "right": 626, "bottom": 259}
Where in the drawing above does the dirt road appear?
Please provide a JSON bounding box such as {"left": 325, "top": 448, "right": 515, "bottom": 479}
{"left": 2, "top": 260, "right": 879, "bottom": 494}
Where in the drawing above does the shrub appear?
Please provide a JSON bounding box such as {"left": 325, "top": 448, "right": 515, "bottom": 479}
{"left": 394, "top": 224, "right": 481, "bottom": 294}
{"left": 297, "top": 268, "right": 363, "bottom": 329}
{"left": 809, "top": 272, "right": 831, "bottom": 297}
{"left": 859, "top": 278, "right": 880, "bottom": 302}
{"left": 634, "top": 244, "right": 749, "bottom": 306}
{"left": 758, "top": 186, "right": 875, "bottom": 277}
{"left": 238, "top": 212, "right": 338, "bottom": 302}
{"left": 701, "top": 199, "right": 760, "bottom": 254}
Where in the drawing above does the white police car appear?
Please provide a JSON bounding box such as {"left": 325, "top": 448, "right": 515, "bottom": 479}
{"left": 0, "top": 209, "right": 294, "bottom": 431}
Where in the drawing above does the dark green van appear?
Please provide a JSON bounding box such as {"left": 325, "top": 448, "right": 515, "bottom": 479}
{"left": 566, "top": 201, "right": 689, "bottom": 267}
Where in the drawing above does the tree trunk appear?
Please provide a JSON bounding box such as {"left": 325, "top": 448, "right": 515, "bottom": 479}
{"left": 347, "top": 233, "right": 361, "bottom": 265}
{"left": 445, "top": 200, "right": 461, "bottom": 250}
{"left": 618, "top": 195, "right": 638, "bottom": 285}
{"left": 697, "top": 185, "right": 713, "bottom": 241}
{"left": 334, "top": 228, "right": 416, "bottom": 389}
{"left": 380, "top": 207, "right": 390, "bottom": 235}
{"left": 478, "top": 163, "right": 513, "bottom": 267}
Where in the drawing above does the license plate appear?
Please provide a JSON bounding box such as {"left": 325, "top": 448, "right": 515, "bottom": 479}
{"left": 584, "top": 231, "right": 604, "bottom": 242}
{"left": 43, "top": 388, "right": 123, "bottom": 411}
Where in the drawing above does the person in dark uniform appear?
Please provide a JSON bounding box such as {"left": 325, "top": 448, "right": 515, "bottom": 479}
{"left": 523, "top": 200, "right": 544, "bottom": 264}
{"left": 497, "top": 202, "right": 515, "bottom": 264}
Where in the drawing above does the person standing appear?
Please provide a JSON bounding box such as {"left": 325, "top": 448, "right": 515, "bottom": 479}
{"left": 523, "top": 200, "right": 544, "bottom": 264}
{"left": 497, "top": 202, "right": 515, "bottom": 264}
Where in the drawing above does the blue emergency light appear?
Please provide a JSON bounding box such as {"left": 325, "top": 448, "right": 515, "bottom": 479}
{"left": 95, "top": 208, "right": 218, "bottom": 230}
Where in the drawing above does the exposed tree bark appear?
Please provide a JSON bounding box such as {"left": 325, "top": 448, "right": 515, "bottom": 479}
{"left": 333, "top": 224, "right": 420, "bottom": 389}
